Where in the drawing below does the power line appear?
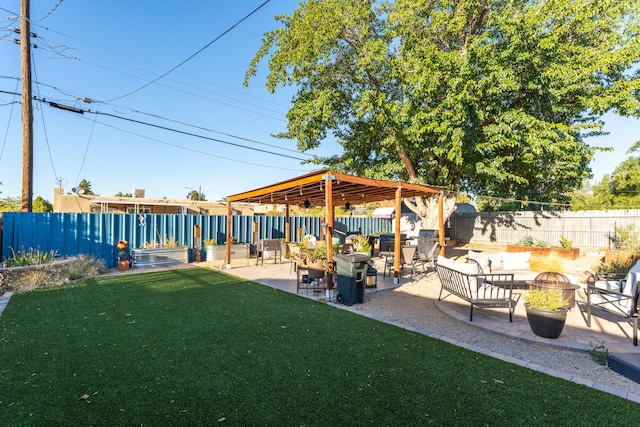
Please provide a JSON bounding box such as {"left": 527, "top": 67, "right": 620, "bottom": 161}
{"left": 94, "top": 109, "right": 307, "bottom": 161}
{"left": 76, "top": 114, "right": 307, "bottom": 172}
{"left": 29, "top": 23, "right": 289, "bottom": 110}
{"left": 121, "top": 108, "right": 312, "bottom": 157}
{"left": 106, "top": 0, "right": 272, "bottom": 102}
{"left": 1, "top": 84, "right": 307, "bottom": 160}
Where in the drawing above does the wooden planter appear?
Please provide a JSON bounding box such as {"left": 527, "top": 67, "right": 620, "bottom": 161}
{"left": 507, "top": 245, "right": 579, "bottom": 260}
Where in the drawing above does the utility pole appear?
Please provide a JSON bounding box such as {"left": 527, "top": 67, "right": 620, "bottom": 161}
{"left": 20, "top": 0, "right": 33, "bottom": 212}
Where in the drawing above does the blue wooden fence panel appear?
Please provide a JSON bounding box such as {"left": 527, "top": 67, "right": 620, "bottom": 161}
{"left": 1, "top": 213, "right": 392, "bottom": 269}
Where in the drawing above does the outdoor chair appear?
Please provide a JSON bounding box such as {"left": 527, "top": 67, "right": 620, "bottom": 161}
{"left": 383, "top": 245, "right": 418, "bottom": 278}
{"left": 586, "top": 260, "right": 640, "bottom": 346}
{"left": 415, "top": 242, "right": 440, "bottom": 275}
{"left": 287, "top": 242, "right": 300, "bottom": 274}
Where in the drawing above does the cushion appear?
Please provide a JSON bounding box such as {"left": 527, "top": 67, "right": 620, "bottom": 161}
{"left": 450, "top": 261, "right": 480, "bottom": 291}
{"left": 500, "top": 252, "right": 531, "bottom": 271}
{"left": 467, "top": 250, "right": 491, "bottom": 273}
{"left": 488, "top": 252, "right": 504, "bottom": 270}
{"left": 437, "top": 255, "right": 455, "bottom": 268}
{"left": 593, "top": 280, "right": 623, "bottom": 292}
{"left": 619, "top": 260, "right": 640, "bottom": 294}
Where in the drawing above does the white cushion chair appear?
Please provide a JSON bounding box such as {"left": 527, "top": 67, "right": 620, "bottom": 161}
{"left": 586, "top": 260, "right": 640, "bottom": 346}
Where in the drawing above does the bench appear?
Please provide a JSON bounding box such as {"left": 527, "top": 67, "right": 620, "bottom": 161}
{"left": 436, "top": 256, "right": 515, "bottom": 322}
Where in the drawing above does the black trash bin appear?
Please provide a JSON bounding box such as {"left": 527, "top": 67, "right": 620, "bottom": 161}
{"left": 334, "top": 254, "right": 369, "bottom": 305}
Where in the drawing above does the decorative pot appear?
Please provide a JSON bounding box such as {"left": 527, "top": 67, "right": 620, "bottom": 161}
{"left": 525, "top": 304, "right": 568, "bottom": 338}
{"left": 117, "top": 240, "right": 128, "bottom": 252}
{"left": 302, "top": 258, "right": 326, "bottom": 279}
{"left": 118, "top": 260, "right": 130, "bottom": 272}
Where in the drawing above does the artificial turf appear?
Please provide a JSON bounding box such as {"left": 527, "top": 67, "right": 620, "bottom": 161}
{"left": 0, "top": 267, "right": 637, "bottom": 426}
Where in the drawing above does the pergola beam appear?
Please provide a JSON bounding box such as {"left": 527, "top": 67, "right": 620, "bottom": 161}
{"left": 225, "top": 170, "right": 446, "bottom": 279}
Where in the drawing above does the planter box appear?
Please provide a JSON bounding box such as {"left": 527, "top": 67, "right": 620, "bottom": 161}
{"left": 507, "top": 245, "right": 579, "bottom": 260}
{"left": 205, "top": 244, "right": 250, "bottom": 261}
{"left": 131, "top": 247, "right": 188, "bottom": 268}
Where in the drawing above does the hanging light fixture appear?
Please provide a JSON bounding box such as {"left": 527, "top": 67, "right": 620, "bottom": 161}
{"left": 345, "top": 201, "right": 351, "bottom": 210}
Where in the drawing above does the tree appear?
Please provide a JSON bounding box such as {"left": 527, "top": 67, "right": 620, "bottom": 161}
{"left": 186, "top": 190, "right": 206, "bottom": 201}
{"left": 114, "top": 192, "right": 132, "bottom": 197}
{"left": 247, "top": 0, "right": 640, "bottom": 223}
{"left": 33, "top": 196, "right": 53, "bottom": 212}
{"left": 593, "top": 157, "right": 640, "bottom": 208}
{"left": 0, "top": 197, "right": 20, "bottom": 212}
{"left": 76, "top": 179, "right": 95, "bottom": 196}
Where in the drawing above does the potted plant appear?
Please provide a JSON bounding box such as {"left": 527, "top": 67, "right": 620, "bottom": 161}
{"left": 203, "top": 239, "right": 218, "bottom": 261}
{"left": 352, "top": 234, "right": 373, "bottom": 256}
{"left": 296, "top": 242, "right": 331, "bottom": 279}
{"left": 524, "top": 288, "right": 569, "bottom": 338}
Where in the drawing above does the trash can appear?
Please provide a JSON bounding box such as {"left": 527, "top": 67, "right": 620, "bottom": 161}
{"left": 334, "top": 254, "right": 370, "bottom": 305}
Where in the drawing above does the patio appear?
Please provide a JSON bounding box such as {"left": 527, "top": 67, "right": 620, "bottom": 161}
{"left": 100, "top": 246, "right": 640, "bottom": 399}
{"left": 215, "top": 248, "right": 640, "bottom": 362}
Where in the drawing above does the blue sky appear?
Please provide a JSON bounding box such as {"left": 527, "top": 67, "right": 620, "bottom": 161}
{"left": 0, "top": 0, "right": 638, "bottom": 203}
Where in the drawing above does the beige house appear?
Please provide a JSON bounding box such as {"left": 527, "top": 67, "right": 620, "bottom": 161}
{"left": 53, "top": 188, "right": 254, "bottom": 215}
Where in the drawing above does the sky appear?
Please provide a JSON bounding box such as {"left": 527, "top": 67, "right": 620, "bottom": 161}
{"left": 0, "top": 0, "right": 638, "bottom": 203}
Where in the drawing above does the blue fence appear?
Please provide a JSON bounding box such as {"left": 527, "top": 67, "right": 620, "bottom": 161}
{"left": 1, "top": 213, "right": 392, "bottom": 268}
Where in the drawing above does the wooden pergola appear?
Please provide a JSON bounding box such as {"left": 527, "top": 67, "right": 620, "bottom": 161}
{"left": 226, "top": 170, "right": 445, "bottom": 284}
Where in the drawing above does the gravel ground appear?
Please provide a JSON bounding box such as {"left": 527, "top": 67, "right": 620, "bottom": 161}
{"left": 346, "top": 273, "right": 640, "bottom": 400}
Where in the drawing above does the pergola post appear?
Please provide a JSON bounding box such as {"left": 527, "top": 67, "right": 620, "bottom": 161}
{"left": 323, "top": 173, "right": 335, "bottom": 289}
{"left": 285, "top": 204, "right": 290, "bottom": 242}
{"left": 393, "top": 186, "right": 402, "bottom": 284}
{"left": 225, "top": 201, "right": 232, "bottom": 269}
{"left": 438, "top": 190, "right": 445, "bottom": 256}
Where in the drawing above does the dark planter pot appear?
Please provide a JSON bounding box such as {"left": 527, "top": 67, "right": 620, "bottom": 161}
{"left": 525, "top": 304, "right": 568, "bottom": 338}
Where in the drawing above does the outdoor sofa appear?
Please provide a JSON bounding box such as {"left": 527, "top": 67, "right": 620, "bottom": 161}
{"left": 436, "top": 255, "right": 515, "bottom": 322}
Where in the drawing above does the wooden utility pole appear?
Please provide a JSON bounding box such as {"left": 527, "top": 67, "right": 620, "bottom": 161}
{"left": 20, "top": 0, "right": 33, "bottom": 212}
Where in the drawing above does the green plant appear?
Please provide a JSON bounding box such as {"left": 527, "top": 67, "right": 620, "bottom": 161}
{"left": 353, "top": 234, "right": 372, "bottom": 253}
{"left": 144, "top": 238, "right": 185, "bottom": 249}
{"left": 595, "top": 250, "right": 639, "bottom": 274}
{"left": 524, "top": 288, "right": 569, "bottom": 310}
{"left": 297, "top": 241, "right": 327, "bottom": 262}
{"left": 203, "top": 239, "right": 217, "bottom": 246}
{"left": 534, "top": 239, "right": 550, "bottom": 248}
{"left": 560, "top": 235, "right": 573, "bottom": 249}
{"left": 5, "top": 247, "right": 57, "bottom": 267}
{"left": 586, "top": 339, "right": 609, "bottom": 365}
{"left": 517, "top": 236, "right": 535, "bottom": 246}
{"left": 612, "top": 224, "right": 640, "bottom": 252}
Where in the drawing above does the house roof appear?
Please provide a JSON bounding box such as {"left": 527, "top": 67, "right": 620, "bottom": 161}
{"left": 227, "top": 170, "right": 443, "bottom": 206}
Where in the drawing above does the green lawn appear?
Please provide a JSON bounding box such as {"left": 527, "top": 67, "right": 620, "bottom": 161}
{"left": 0, "top": 268, "right": 637, "bottom": 426}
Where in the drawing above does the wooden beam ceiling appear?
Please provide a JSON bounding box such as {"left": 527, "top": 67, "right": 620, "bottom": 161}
{"left": 227, "top": 170, "right": 443, "bottom": 207}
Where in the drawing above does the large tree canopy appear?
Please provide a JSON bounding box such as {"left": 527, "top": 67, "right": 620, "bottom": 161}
{"left": 247, "top": 0, "right": 640, "bottom": 214}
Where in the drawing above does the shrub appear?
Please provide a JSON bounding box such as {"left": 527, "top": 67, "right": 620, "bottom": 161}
{"left": 5, "top": 247, "right": 56, "bottom": 267}
{"left": 2, "top": 255, "right": 107, "bottom": 293}
{"left": 559, "top": 235, "right": 573, "bottom": 249}
{"left": 596, "top": 250, "right": 640, "bottom": 274}
{"left": 525, "top": 288, "right": 568, "bottom": 310}
{"left": 517, "top": 236, "right": 535, "bottom": 246}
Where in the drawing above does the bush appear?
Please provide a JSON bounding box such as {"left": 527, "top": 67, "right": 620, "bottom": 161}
{"left": 5, "top": 247, "right": 56, "bottom": 267}
{"left": 517, "top": 236, "right": 535, "bottom": 246}
{"left": 1, "top": 255, "right": 107, "bottom": 293}
{"left": 596, "top": 250, "right": 640, "bottom": 274}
